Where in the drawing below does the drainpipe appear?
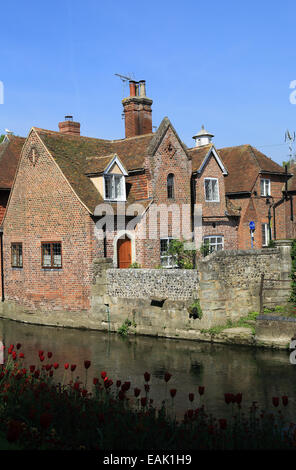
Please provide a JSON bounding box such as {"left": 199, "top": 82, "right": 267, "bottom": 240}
{"left": 0, "top": 227, "right": 4, "bottom": 302}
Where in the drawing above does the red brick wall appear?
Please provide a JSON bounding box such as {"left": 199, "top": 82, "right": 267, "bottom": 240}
{"left": 135, "top": 127, "right": 192, "bottom": 268}
{"left": 230, "top": 174, "right": 288, "bottom": 249}
{"left": 285, "top": 193, "right": 296, "bottom": 239}
{"left": 126, "top": 172, "right": 149, "bottom": 200}
{"left": 3, "top": 130, "right": 103, "bottom": 311}
{"left": 195, "top": 154, "right": 238, "bottom": 249}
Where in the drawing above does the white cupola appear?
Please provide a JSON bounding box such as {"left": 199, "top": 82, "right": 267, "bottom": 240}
{"left": 192, "top": 125, "right": 214, "bottom": 147}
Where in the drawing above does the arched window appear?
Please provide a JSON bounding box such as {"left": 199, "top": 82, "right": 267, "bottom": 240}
{"left": 167, "top": 173, "right": 174, "bottom": 199}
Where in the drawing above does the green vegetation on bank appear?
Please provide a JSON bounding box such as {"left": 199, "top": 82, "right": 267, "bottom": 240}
{"left": 201, "top": 311, "right": 259, "bottom": 336}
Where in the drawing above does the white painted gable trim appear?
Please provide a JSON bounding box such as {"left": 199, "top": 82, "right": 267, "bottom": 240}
{"left": 104, "top": 154, "right": 128, "bottom": 176}
{"left": 198, "top": 146, "right": 228, "bottom": 176}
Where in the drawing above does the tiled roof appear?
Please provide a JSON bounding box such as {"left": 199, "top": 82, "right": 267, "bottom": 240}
{"left": 35, "top": 128, "right": 154, "bottom": 214}
{"left": 218, "top": 145, "right": 286, "bottom": 194}
{"left": 188, "top": 144, "right": 213, "bottom": 172}
{"left": 0, "top": 135, "right": 26, "bottom": 189}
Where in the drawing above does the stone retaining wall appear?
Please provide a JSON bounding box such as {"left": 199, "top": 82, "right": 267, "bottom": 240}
{"left": 256, "top": 315, "right": 296, "bottom": 348}
{"left": 107, "top": 268, "right": 199, "bottom": 301}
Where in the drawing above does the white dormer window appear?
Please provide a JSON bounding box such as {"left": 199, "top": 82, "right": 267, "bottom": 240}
{"left": 104, "top": 174, "right": 126, "bottom": 201}
{"left": 204, "top": 178, "right": 219, "bottom": 202}
{"left": 260, "top": 179, "right": 271, "bottom": 196}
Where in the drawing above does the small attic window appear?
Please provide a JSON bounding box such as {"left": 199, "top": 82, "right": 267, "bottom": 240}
{"left": 104, "top": 174, "right": 126, "bottom": 201}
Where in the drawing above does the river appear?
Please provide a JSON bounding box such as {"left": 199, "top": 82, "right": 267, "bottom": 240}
{"left": 0, "top": 318, "right": 295, "bottom": 421}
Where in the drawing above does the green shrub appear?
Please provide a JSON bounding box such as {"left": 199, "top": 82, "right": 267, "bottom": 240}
{"left": 200, "top": 240, "right": 210, "bottom": 257}
{"left": 118, "top": 318, "right": 136, "bottom": 336}
{"left": 166, "top": 239, "right": 196, "bottom": 269}
{"left": 188, "top": 299, "right": 203, "bottom": 319}
{"left": 129, "top": 262, "right": 141, "bottom": 268}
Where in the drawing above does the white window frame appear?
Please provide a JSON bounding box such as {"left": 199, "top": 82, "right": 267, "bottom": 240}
{"left": 262, "top": 223, "right": 270, "bottom": 247}
{"left": 103, "top": 174, "right": 126, "bottom": 202}
{"left": 260, "top": 179, "right": 271, "bottom": 197}
{"left": 160, "top": 237, "right": 178, "bottom": 268}
{"left": 204, "top": 178, "right": 220, "bottom": 202}
{"left": 203, "top": 235, "right": 224, "bottom": 253}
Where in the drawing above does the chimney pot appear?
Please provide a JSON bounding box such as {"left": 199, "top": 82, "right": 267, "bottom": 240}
{"left": 139, "top": 80, "right": 146, "bottom": 97}
{"left": 129, "top": 81, "right": 137, "bottom": 97}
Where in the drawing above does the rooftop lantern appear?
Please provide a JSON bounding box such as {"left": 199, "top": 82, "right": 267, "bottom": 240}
{"left": 192, "top": 125, "right": 214, "bottom": 147}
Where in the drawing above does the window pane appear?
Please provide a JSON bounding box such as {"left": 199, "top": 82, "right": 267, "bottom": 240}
{"left": 212, "top": 180, "right": 218, "bottom": 200}
{"left": 105, "top": 176, "right": 112, "bottom": 199}
{"left": 114, "top": 176, "right": 122, "bottom": 198}
{"left": 52, "top": 243, "right": 62, "bottom": 267}
{"left": 167, "top": 174, "right": 174, "bottom": 199}
{"left": 11, "top": 244, "right": 22, "bottom": 267}
{"left": 260, "top": 180, "right": 265, "bottom": 196}
{"left": 42, "top": 244, "right": 52, "bottom": 267}
{"left": 205, "top": 180, "right": 211, "bottom": 200}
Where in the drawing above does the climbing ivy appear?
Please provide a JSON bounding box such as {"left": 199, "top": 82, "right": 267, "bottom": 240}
{"left": 290, "top": 239, "right": 296, "bottom": 305}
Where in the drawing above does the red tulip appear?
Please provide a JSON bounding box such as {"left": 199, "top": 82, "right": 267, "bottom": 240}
{"left": 19, "top": 353, "right": 24, "bottom": 359}
{"left": 33, "top": 370, "right": 40, "bottom": 378}
{"left": 82, "top": 389, "right": 88, "bottom": 397}
{"left": 47, "top": 352, "right": 53, "bottom": 359}
{"left": 272, "top": 397, "right": 279, "bottom": 407}
{"left": 144, "top": 372, "right": 150, "bottom": 382}
{"left": 116, "top": 380, "right": 121, "bottom": 388}
{"left": 224, "top": 393, "right": 232, "bottom": 405}
{"left": 12, "top": 352, "right": 17, "bottom": 361}
{"left": 93, "top": 378, "right": 99, "bottom": 385}
{"left": 64, "top": 363, "right": 69, "bottom": 370}
{"left": 189, "top": 393, "right": 194, "bottom": 402}
{"left": 16, "top": 343, "right": 21, "bottom": 350}
{"left": 70, "top": 364, "right": 76, "bottom": 372}
{"left": 219, "top": 418, "right": 227, "bottom": 430}
{"left": 118, "top": 390, "right": 125, "bottom": 400}
{"left": 141, "top": 397, "right": 147, "bottom": 407}
{"left": 144, "top": 384, "right": 150, "bottom": 393}
{"left": 282, "top": 396, "right": 288, "bottom": 406}
{"left": 104, "top": 379, "right": 113, "bottom": 389}
{"left": 121, "top": 381, "right": 131, "bottom": 392}
{"left": 170, "top": 389, "right": 177, "bottom": 398}
{"left": 101, "top": 371, "right": 107, "bottom": 379}
{"left": 38, "top": 350, "right": 44, "bottom": 357}
{"left": 49, "top": 370, "right": 53, "bottom": 377}
{"left": 29, "top": 365, "right": 35, "bottom": 373}
{"left": 39, "top": 355, "right": 45, "bottom": 362}
{"left": 164, "top": 372, "right": 172, "bottom": 383}
{"left": 235, "top": 393, "right": 242, "bottom": 404}
{"left": 198, "top": 386, "right": 205, "bottom": 396}
{"left": 84, "top": 360, "right": 91, "bottom": 369}
{"left": 53, "top": 363, "right": 59, "bottom": 369}
{"left": 134, "top": 387, "right": 141, "bottom": 397}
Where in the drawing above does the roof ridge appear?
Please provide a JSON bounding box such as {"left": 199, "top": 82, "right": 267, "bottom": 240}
{"left": 34, "top": 127, "right": 154, "bottom": 144}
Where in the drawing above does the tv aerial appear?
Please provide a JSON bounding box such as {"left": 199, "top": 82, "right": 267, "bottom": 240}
{"left": 285, "top": 129, "right": 296, "bottom": 163}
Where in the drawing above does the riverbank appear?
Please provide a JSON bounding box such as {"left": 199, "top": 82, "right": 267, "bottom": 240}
{"left": 0, "top": 300, "right": 293, "bottom": 350}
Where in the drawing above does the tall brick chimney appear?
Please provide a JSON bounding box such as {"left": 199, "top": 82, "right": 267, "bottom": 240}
{"left": 122, "top": 80, "right": 153, "bottom": 138}
{"left": 58, "top": 116, "right": 80, "bottom": 135}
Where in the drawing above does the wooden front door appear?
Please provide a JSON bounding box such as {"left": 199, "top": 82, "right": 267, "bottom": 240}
{"left": 117, "top": 236, "right": 132, "bottom": 268}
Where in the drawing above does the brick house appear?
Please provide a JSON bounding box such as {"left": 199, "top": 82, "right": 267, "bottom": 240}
{"left": 218, "top": 145, "right": 289, "bottom": 249}
{"left": 0, "top": 80, "right": 292, "bottom": 310}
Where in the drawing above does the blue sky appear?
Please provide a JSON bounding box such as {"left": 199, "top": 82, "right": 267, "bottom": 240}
{"left": 1, "top": 0, "right": 296, "bottom": 165}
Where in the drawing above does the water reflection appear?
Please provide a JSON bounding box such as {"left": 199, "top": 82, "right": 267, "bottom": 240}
{"left": 0, "top": 318, "right": 295, "bottom": 421}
